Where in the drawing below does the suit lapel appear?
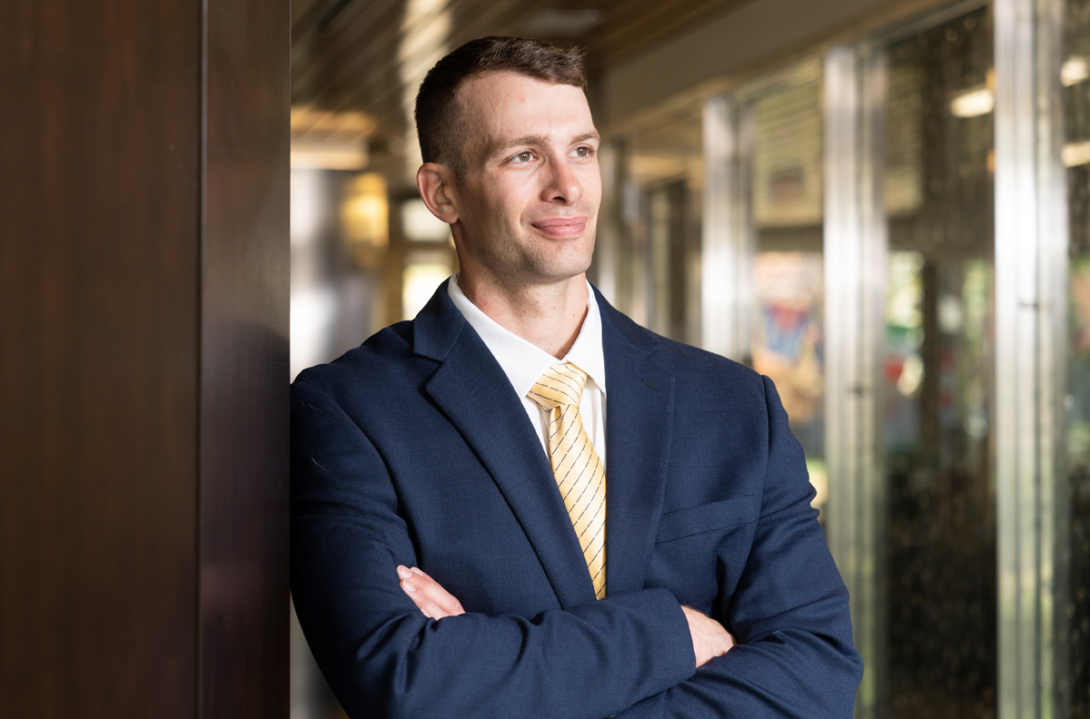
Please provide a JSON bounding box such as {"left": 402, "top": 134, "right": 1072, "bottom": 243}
{"left": 415, "top": 285, "right": 598, "bottom": 609}
{"left": 598, "top": 294, "right": 675, "bottom": 597}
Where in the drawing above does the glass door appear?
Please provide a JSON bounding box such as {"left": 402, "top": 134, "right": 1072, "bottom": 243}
{"left": 879, "top": 10, "right": 997, "bottom": 716}
{"left": 1062, "top": 0, "right": 1090, "bottom": 713}
{"left": 823, "top": 6, "right": 997, "bottom": 717}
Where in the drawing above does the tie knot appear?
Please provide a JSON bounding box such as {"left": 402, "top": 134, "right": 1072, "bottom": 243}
{"left": 528, "top": 362, "right": 588, "bottom": 410}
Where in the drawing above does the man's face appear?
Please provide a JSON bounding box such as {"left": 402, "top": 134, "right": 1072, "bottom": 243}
{"left": 445, "top": 71, "right": 601, "bottom": 289}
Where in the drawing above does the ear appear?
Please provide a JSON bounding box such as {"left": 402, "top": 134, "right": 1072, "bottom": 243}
{"left": 416, "top": 162, "right": 459, "bottom": 225}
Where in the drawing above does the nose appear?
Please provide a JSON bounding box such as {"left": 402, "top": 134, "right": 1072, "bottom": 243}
{"left": 542, "top": 155, "right": 582, "bottom": 205}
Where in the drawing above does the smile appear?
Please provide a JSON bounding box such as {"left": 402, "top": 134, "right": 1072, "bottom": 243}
{"left": 531, "top": 217, "right": 587, "bottom": 238}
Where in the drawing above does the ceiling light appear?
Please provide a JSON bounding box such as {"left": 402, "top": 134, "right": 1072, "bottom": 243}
{"left": 950, "top": 86, "right": 994, "bottom": 118}
{"left": 291, "top": 106, "right": 375, "bottom": 170}
{"left": 291, "top": 136, "right": 368, "bottom": 170}
{"left": 1062, "top": 56, "right": 1090, "bottom": 86}
{"left": 1063, "top": 141, "right": 1090, "bottom": 168}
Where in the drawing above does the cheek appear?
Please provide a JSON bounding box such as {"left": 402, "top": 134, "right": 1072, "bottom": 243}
{"left": 460, "top": 189, "right": 501, "bottom": 231}
{"left": 580, "top": 168, "right": 602, "bottom": 204}
{"left": 485, "top": 183, "right": 530, "bottom": 223}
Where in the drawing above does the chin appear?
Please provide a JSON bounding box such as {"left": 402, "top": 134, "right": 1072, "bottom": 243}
{"left": 538, "top": 258, "right": 594, "bottom": 284}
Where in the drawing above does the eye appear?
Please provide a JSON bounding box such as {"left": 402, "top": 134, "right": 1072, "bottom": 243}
{"left": 571, "top": 145, "right": 595, "bottom": 158}
{"left": 511, "top": 150, "right": 535, "bottom": 164}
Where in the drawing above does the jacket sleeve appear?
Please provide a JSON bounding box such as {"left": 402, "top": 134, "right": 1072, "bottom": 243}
{"left": 290, "top": 378, "right": 696, "bottom": 719}
{"left": 613, "top": 376, "right": 863, "bottom": 719}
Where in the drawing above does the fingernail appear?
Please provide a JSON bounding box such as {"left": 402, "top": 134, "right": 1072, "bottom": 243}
{"left": 402, "top": 579, "right": 416, "bottom": 592}
{"left": 397, "top": 565, "right": 412, "bottom": 579}
{"left": 410, "top": 567, "right": 425, "bottom": 577}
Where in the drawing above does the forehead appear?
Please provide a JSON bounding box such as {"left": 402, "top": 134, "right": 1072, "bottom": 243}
{"left": 456, "top": 72, "right": 595, "bottom": 153}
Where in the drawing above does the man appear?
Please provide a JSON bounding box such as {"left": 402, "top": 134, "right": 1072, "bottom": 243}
{"left": 291, "top": 36, "right": 862, "bottom": 719}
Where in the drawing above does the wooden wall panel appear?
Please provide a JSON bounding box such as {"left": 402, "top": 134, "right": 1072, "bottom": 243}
{"left": 201, "top": 0, "right": 291, "bottom": 715}
{"left": 0, "top": 1, "right": 201, "bottom": 716}
{"left": 0, "top": 0, "right": 289, "bottom": 716}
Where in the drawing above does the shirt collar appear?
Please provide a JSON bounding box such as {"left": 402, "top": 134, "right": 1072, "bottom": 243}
{"left": 447, "top": 275, "right": 607, "bottom": 400}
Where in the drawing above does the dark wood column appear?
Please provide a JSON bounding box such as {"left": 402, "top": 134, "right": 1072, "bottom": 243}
{"left": 0, "top": 1, "right": 289, "bottom": 717}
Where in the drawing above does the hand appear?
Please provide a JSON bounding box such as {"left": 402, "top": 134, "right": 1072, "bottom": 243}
{"left": 681, "top": 605, "right": 734, "bottom": 668}
{"left": 397, "top": 565, "right": 466, "bottom": 620}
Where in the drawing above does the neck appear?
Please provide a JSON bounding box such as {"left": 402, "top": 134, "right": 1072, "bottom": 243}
{"left": 458, "top": 271, "right": 589, "bottom": 359}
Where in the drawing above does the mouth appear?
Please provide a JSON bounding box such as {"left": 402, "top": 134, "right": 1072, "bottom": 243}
{"left": 531, "top": 216, "right": 588, "bottom": 238}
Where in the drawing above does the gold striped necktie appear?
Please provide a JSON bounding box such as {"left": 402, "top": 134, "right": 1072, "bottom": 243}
{"left": 528, "top": 362, "right": 607, "bottom": 600}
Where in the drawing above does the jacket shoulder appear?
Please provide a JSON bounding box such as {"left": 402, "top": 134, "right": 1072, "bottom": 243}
{"left": 291, "top": 319, "right": 426, "bottom": 401}
{"left": 602, "top": 303, "right": 764, "bottom": 391}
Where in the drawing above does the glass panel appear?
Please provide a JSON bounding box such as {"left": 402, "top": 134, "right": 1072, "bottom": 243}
{"left": 748, "top": 62, "right": 828, "bottom": 515}
{"left": 618, "top": 104, "right": 703, "bottom": 342}
{"left": 880, "top": 9, "right": 996, "bottom": 718}
{"left": 1063, "top": 0, "right": 1090, "bottom": 714}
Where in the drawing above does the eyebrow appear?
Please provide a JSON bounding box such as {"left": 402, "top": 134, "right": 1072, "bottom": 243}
{"left": 572, "top": 132, "right": 602, "bottom": 145}
{"left": 485, "top": 131, "right": 601, "bottom": 159}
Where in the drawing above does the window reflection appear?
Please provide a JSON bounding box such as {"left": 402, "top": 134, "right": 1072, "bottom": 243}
{"left": 1063, "top": 0, "right": 1090, "bottom": 714}
{"left": 881, "top": 9, "right": 996, "bottom": 718}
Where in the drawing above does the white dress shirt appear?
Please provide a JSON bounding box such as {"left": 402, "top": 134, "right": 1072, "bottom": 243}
{"left": 447, "top": 275, "right": 607, "bottom": 468}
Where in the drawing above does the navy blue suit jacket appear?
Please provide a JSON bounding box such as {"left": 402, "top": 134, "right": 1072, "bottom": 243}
{"left": 291, "top": 283, "right": 862, "bottom": 719}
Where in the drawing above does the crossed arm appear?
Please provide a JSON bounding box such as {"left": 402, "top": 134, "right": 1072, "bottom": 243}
{"left": 292, "top": 379, "right": 726, "bottom": 719}
{"left": 395, "top": 565, "right": 735, "bottom": 667}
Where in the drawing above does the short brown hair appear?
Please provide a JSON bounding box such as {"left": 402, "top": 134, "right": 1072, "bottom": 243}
{"left": 414, "top": 36, "right": 587, "bottom": 173}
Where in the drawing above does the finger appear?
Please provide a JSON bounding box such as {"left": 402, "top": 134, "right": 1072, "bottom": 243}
{"left": 409, "top": 568, "right": 465, "bottom": 616}
{"left": 401, "top": 578, "right": 452, "bottom": 619}
{"left": 397, "top": 576, "right": 445, "bottom": 618}
{"left": 396, "top": 566, "right": 439, "bottom": 617}
{"left": 395, "top": 566, "right": 465, "bottom": 619}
